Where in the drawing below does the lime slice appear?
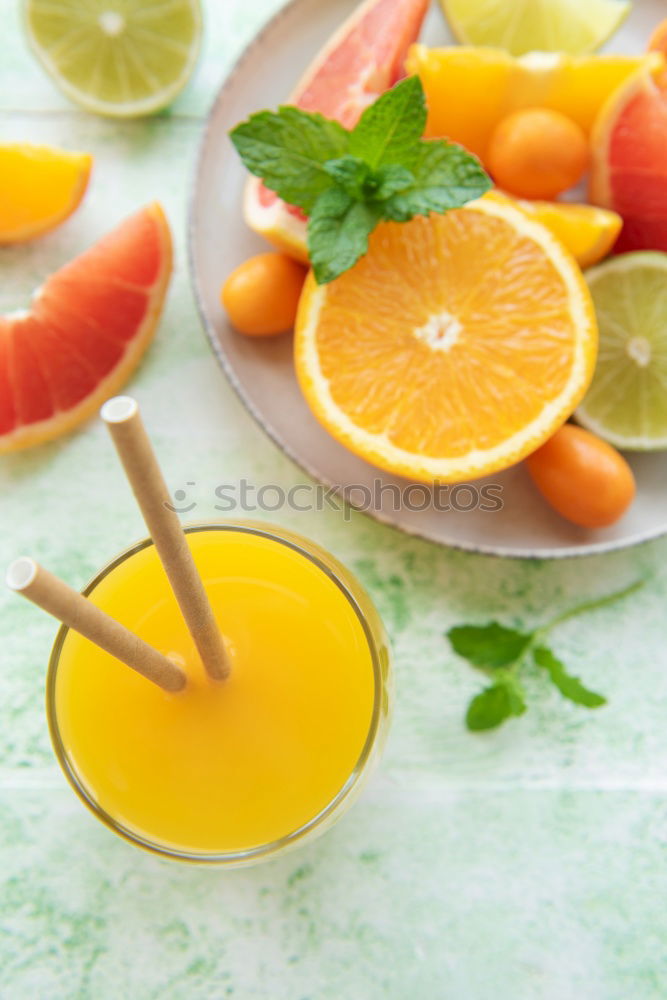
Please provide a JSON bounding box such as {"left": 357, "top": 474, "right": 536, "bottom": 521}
{"left": 576, "top": 252, "right": 667, "bottom": 450}
{"left": 24, "top": 0, "right": 202, "bottom": 117}
{"left": 440, "top": 0, "right": 631, "bottom": 56}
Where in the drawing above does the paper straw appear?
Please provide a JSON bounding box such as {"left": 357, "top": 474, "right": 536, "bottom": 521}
{"left": 6, "top": 558, "right": 186, "bottom": 693}
{"left": 101, "top": 396, "right": 230, "bottom": 681}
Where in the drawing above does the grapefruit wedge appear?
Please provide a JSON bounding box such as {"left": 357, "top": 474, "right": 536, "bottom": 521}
{"left": 244, "top": 0, "right": 429, "bottom": 261}
{"left": 590, "top": 60, "right": 667, "bottom": 252}
{"left": 0, "top": 203, "right": 172, "bottom": 454}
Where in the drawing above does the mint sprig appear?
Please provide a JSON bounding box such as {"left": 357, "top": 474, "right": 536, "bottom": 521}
{"left": 348, "top": 74, "right": 427, "bottom": 169}
{"left": 229, "top": 76, "right": 491, "bottom": 283}
{"left": 448, "top": 579, "right": 644, "bottom": 732}
{"left": 230, "top": 107, "right": 348, "bottom": 214}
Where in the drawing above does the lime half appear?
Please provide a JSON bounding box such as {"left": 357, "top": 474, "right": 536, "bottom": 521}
{"left": 440, "top": 0, "right": 630, "bottom": 56}
{"left": 576, "top": 252, "right": 667, "bottom": 450}
{"left": 24, "top": 0, "right": 202, "bottom": 117}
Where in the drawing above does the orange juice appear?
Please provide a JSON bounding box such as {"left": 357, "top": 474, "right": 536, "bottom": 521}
{"left": 48, "top": 523, "right": 390, "bottom": 863}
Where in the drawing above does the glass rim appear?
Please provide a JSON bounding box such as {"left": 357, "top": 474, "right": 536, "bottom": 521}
{"left": 46, "top": 520, "right": 385, "bottom": 865}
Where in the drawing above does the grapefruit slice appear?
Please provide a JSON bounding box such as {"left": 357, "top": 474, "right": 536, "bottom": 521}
{"left": 590, "top": 59, "right": 667, "bottom": 253}
{"left": 0, "top": 203, "right": 172, "bottom": 454}
{"left": 244, "top": 0, "right": 429, "bottom": 261}
{"left": 294, "top": 194, "right": 597, "bottom": 484}
{"left": 0, "top": 143, "right": 92, "bottom": 244}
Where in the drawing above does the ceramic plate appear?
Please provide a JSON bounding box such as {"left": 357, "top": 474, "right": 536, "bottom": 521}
{"left": 189, "top": 0, "right": 667, "bottom": 558}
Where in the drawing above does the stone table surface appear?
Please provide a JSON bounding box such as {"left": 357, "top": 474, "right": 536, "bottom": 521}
{"left": 1, "top": 1, "right": 666, "bottom": 997}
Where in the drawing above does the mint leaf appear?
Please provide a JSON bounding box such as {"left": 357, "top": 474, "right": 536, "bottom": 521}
{"left": 230, "top": 80, "right": 492, "bottom": 283}
{"left": 506, "top": 681, "right": 528, "bottom": 717}
{"left": 308, "top": 187, "right": 381, "bottom": 284}
{"left": 466, "top": 681, "right": 526, "bottom": 731}
{"left": 349, "top": 75, "right": 427, "bottom": 170}
{"left": 384, "top": 139, "right": 492, "bottom": 222}
{"left": 324, "top": 157, "right": 370, "bottom": 199}
{"left": 324, "top": 159, "right": 414, "bottom": 204}
{"left": 229, "top": 107, "right": 348, "bottom": 214}
{"left": 448, "top": 623, "right": 532, "bottom": 670}
{"left": 371, "top": 164, "right": 415, "bottom": 201}
{"left": 533, "top": 646, "right": 606, "bottom": 708}
{"left": 451, "top": 579, "right": 639, "bottom": 734}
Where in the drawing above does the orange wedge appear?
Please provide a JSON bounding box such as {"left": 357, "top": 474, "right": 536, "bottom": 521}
{"left": 513, "top": 198, "right": 622, "bottom": 267}
{"left": 0, "top": 203, "right": 172, "bottom": 453}
{"left": 406, "top": 46, "right": 664, "bottom": 159}
{"left": 0, "top": 143, "right": 92, "bottom": 244}
{"left": 295, "top": 194, "right": 597, "bottom": 483}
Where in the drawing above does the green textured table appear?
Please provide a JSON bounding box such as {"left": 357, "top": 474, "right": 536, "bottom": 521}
{"left": 2, "top": 2, "right": 667, "bottom": 997}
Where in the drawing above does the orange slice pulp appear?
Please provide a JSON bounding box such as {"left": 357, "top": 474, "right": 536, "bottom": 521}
{"left": 0, "top": 143, "right": 92, "bottom": 244}
{"left": 406, "top": 45, "right": 664, "bottom": 160}
{"left": 513, "top": 198, "right": 622, "bottom": 267}
{"left": 294, "top": 194, "right": 598, "bottom": 483}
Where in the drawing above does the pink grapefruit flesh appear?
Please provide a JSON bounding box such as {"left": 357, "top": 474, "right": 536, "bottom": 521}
{"left": 244, "top": 0, "right": 430, "bottom": 260}
{"left": 590, "top": 58, "right": 667, "bottom": 253}
{"left": 0, "top": 203, "right": 172, "bottom": 453}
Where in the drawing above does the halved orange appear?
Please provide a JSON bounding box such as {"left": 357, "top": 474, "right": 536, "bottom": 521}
{"left": 0, "top": 143, "right": 92, "bottom": 244}
{"left": 0, "top": 203, "right": 172, "bottom": 453}
{"left": 295, "top": 194, "right": 597, "bottom": 483}
{"left": 244, "top": 0, "right": 429, "bottom": 261}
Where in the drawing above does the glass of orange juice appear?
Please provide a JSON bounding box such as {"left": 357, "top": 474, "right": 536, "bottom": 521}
{"left": 47, "top": 522, "right": 391, "bottom": 866}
